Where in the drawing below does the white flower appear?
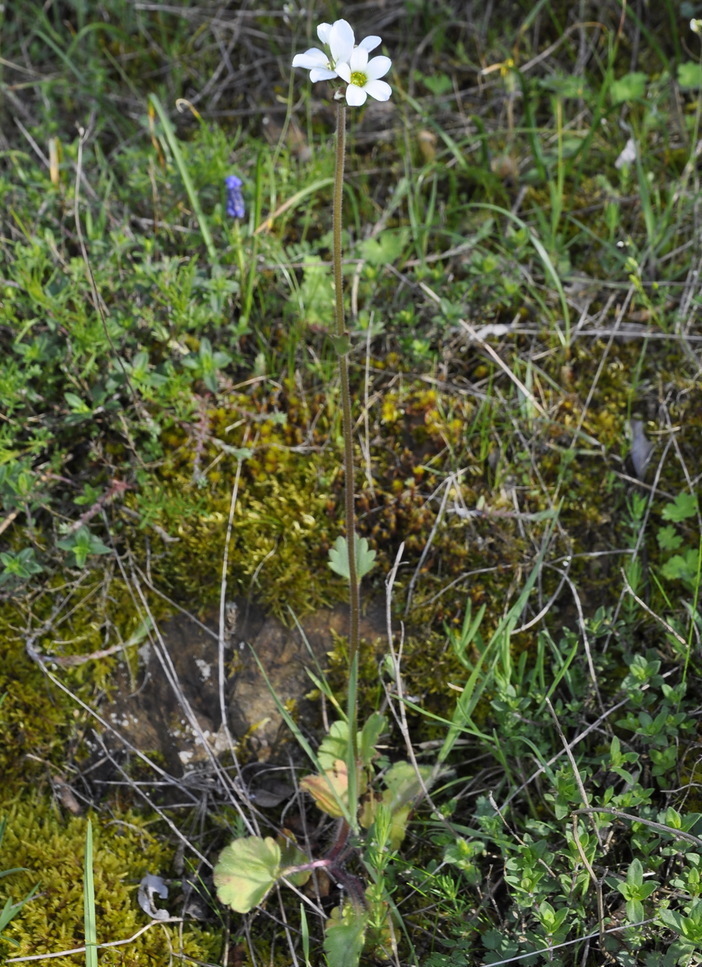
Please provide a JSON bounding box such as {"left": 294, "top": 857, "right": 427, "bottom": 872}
{"left": 335, "top": 46, "right": 392, "bottom": 106}
{"left": 353, "top": 33, "right": 383, "bottom": 55}
{"left": 292, "top": 19, "right": 355, "bottom": 82}
{"left": 691, "top": 19, "right": 702, "bottom": 35}
{"left": 292, "top": 19, "right": 392, "bottom": 105}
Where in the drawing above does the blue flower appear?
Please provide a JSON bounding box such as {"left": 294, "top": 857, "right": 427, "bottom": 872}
{"left": 225, "top": 175, "right": 245, "bottom": 219}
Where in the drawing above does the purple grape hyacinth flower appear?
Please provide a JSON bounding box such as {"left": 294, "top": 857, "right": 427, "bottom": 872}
{"left": 225, "top": 175, "right": 245, "bottom": 219}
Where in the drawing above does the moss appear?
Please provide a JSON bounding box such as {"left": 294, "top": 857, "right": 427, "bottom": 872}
{"left": 0, "top": 795, "right": 221, "bottom": 963}
{"left": 0, "top": 574, "right": 168, "bottom": 787}
{"left": 127, "top": 389, "right": 343, "bottom": 619}
{"left": 0, "top": 622, "right": 68, "bottom": 786}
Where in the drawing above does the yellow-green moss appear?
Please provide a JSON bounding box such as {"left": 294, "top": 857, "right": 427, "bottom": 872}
{"left": 0, "top": 574, "right": 168, "bottom": 788}
{"left": 122, "top": 389, "right": 343, "bottom": 619}
{"left": 0, "top": 795, "right": 220, "bottom": 963}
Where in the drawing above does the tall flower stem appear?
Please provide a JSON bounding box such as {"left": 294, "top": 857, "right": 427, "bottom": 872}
{"left": 333, "top": 100, "right": 360, "bottom": 812}
{"left": 333, "top": 101, "right": 360, "bottom": 663}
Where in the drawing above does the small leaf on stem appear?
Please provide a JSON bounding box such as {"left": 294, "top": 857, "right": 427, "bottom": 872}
{"left": 328, "top": 534, "right": 376, "bottom": 581}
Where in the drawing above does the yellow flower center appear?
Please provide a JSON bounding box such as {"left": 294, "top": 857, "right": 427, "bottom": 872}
{"left": 350, "top": 71, "right": 367, "bottom": 87}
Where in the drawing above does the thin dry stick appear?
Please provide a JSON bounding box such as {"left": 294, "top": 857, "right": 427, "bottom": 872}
{"left": 131, "top": 580, "right": 256, "bottom": 831}
{"left": 601, "top": 434, "right": 674, "bottom": 656}
{"left": 574, "top": 806, "right": 702, "bottom": 849}
{"left": 545, "top": 698, "right": 601, "bottom": 846}
{"left": 512, "top": 558, "right": 571, "bottom": 633}
{"left": 564, "top": 288, "right": 624, "bottom": 459}
{"left": 384, "top": 543, "right": 449, "bottom": 824}
{"left": 621, "top": 569, "right": 688, "bottom": 648}
{"left": 543, "top": 562, "right": 604, "bottom": 712}
{"left": 404, "top": 474, "right": 453, "bottom": 617}
{"left": 113, "top": 541, "right": 258, "bottom": 825}
{"left": 472, "top": 918, "right": 658, "bottom": 967}
{"left": 457, "top": 318, "right": 547, "bottom": 417}
{"left": 5, "top": 919, "right": 184, "bottom": 964}
{"left": 21, "top": 659, "right": 211, "bottom": 864}
{"left": 570, "top": 815, "right": 606, "bottom": 945}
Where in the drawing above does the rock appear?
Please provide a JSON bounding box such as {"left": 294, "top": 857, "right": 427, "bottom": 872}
{"left": 105, "top": 599, "right": 386, "bottom": 774}
{"left": 228, "top": 599, "right": 386, "bottom": 759}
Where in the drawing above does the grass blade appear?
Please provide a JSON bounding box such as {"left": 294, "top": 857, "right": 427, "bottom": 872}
{"left": 84, "top": 819, "right": 98, "bottom": 967}
{"left": 148, "top": 93, "right": 217, "bottom": 263}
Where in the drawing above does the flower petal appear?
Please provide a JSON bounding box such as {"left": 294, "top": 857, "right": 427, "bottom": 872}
{"left": 328, "top": 19, "right": 355, "bottom": 64}
{"left": 348, "top": 46, "right": 369, "bottom": 71}
{"left": 292, "top": 48, "right": 329, "bottom": 69}
{"left": 335, "top": 61, "right": 351, "bottom": 83}
{"left": 309, "top": 67, "right": 338, "bottom": 82}
{"left": 364, "top": 79, "right": 392, "bottom": 102}
{"left": 365, "top": 55, "right": 392, "bottom": 80}
{"left": 359, "top": 35, "right": 381, "bottom": 52}
{"left": 345, "top": 84, "right": 368, "bottom": 107}
{"left": 316, "top": 22, "right": 332, "bottom": 44}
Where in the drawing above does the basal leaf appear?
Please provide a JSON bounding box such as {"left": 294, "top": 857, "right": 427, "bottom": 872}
{"left": 359, "top": 713, "right": 387, "bottom": 769}
{"left": 385, "top": 804, "right": 411, "bottom": 850}
{"left": 377, "top": 761, "right": 434, "bottom": 848}
{"left": 318, "top": 720, "right": 351, "bottom": 771}
{"left": 324, "top": 902, "right": 368, "bottom": 967}
{"left": 610, "top": 71, "right": 648, "bottom": 104}
{"left": 657, "top": 525, "right": 683, "bottom": 551}
{"left": 278, "top": 833, "right": 312, "bottom": 888}
{"left": 214, "top": 836, "right": 281, "bottom": 913}
{"left": 382, "top": 760, "right": 433, "bottom": 812}
{"left": 678, "top": 61, "right": 702, "bottom": 90}
{"left": 661, "top": 549, "right": 700, "bottom": 587}
{"left": 358, "top": 230, "right": 409, "bottom": 266}
{"left": 300, "top": 760, "right": 349, "bottom": 818}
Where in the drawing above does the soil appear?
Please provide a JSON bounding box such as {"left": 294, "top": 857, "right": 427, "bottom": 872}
{"left": 104, "top": 597, "right": 387, "bottom": 774}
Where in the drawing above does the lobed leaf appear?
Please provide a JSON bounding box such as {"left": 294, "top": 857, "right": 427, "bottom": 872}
{"left": 214, "top": 836, "right": 282, "bottom": 913}
{"left": 328, "top": 534, "right": 376, "bottom": 582}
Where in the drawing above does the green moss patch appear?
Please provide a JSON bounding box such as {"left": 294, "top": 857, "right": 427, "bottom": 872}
{"left": 0, "top": 797, "right": 220, "bottom": 963}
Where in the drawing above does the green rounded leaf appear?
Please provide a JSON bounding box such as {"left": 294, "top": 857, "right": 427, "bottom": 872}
{"left": 359, "top": 713, "right": 387, "bottom": 769}
{"left": 214, "top": 836, "right": 281, "bottom": 913}
{"left": 318, "top": 720, "right": 351, "bottom": 771}
{"left": 278, "top": 836, "right": 312, "bottom": 888}
{"left": 324, "top": 902, "right": 368, "bottom": 967}
{"left": 678, "top": 61, "right": 702, "bottom": 91}
{"left": 610, "top": 71, "right": 648, "bottom": 104}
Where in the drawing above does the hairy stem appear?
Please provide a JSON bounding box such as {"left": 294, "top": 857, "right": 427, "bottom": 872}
{"left": 333, "top": 102, "right": 360, "bottom": 661}
{"left": 333, "top": 99, "right": 360, "bottom": 819}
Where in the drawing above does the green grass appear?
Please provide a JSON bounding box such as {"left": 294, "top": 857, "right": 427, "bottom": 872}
{"left": 1, "top": 0, "right": 701, "bottom": 964}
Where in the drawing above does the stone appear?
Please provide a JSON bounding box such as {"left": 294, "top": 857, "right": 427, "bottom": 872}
{"left": 105, "top": 598, "right": 386, "bottom": 774}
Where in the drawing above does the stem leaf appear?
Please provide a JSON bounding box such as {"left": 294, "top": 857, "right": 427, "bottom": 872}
{"left": 328, "top": 535, "right": 376, "bottom": 582}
